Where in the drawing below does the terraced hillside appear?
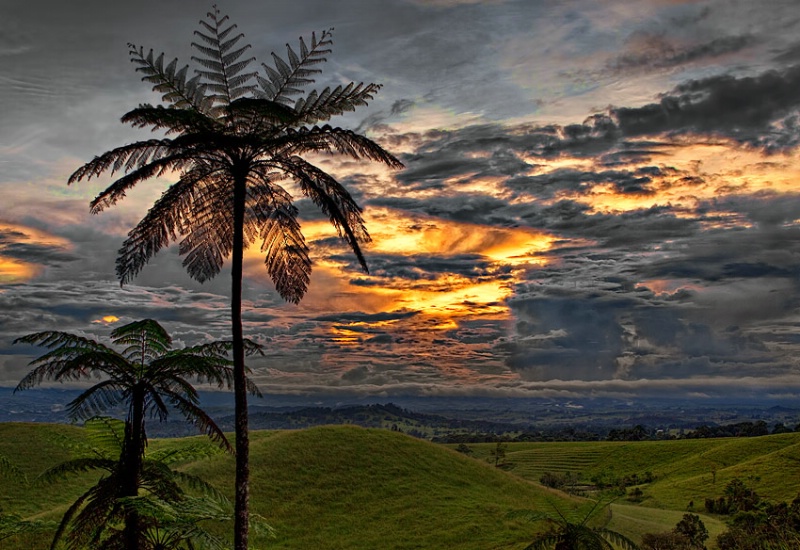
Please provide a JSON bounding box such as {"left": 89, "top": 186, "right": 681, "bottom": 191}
{"left": 464, "top": 433, "right": 800, "bottom": 547}
{"left": 467, "top": 433, "right": 800, "bottom": 508}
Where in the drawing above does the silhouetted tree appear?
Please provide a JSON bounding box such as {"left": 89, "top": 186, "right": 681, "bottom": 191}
{"left": 15, "top": 319, "right": 260, "bottom": 550}
{"left": 67, "top": 8, "right": 401, "bottom": 548}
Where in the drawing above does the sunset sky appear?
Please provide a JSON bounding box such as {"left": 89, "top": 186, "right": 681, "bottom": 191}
{"left": 2, "top": 0, "right": 800, "bottom": 401}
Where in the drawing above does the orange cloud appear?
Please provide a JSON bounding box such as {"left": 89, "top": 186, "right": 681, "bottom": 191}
{"left": 92, "top": 315, "right": 120, "bottom": 325}
{"left": 0, "top": 257, "right": 41, "bottom": 283}
{"left": 549, "top": 142, "right": 800, "bottom": 216}
{"left": 240, "top": 207, "right": 558, "bottom": 351}
{"left": 0, "top": 222, "right": 73, "bottom": 283}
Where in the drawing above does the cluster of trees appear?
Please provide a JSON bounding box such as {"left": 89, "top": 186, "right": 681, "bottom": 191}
{"left": 641, "top": 513, "right": 709, "bottom": 550}
{"left": 716, "top": 497, "right": 800, "bottom": 549}
{"left": 702, "top": 478, "right": 800, "bottom": 549}
{"left": 10, "top": 6, "right": 400, "bottom": 549}
{"left": 704, "top": 479, "right": 761, "bottom": 514}
{"left": 684, "top": 421, "right": 797, "bottom": 439}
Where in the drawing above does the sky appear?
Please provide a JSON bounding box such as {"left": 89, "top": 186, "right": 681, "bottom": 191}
{"left": 2, "top": 0, "right": 800, "bottom": 401}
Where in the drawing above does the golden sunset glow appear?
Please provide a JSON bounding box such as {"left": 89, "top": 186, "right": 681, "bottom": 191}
{"left": 0, "top": 222, "right": 73, "bottom": 283}
{"left": 0, "top": 257, "right": 41, "bottom": 283}
{"left": 540, "top": 143, "right": 800, "bottom": 217}
{"left": 263, "top": 208, "right": 557, "bottom": 335}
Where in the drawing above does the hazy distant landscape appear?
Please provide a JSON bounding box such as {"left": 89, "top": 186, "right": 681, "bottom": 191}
{"left": 4, "top": 388, "right": 798, "bottom": 438}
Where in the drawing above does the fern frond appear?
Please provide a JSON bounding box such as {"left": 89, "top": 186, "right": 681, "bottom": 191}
{"left": 168, "top": 393, "right": 233, "bottom": 453}
{"left": 116, "top": 166, "right": 208, "bottom": 285}
{"left": 595, "top": 528, "right": 640, "bottom": 550}
{"left": 128, "top": 44, "right": 210, "bottom": 113}
{"left": 254, "top": 190, "right": 311, "bottom": 304}
{"left": 294, "top": 82, "right": 383, "bottom": 124}
{"left": 67, "top": 381, "right": 127, "bottom": 421}
{"left": 191, "top": 6, "right": 256, "bottom": 108}
{"left": 274, "top": 156, "right": 371, "bottom": 272}
{"left": 259, "top": 29, "right": 333, "bottom": 105}
{"left": 48, "top": 483, "right": 103, "bottom": 550}
{"left": 68, "top": 138, "right": 173, "bottom": 184}
{"left": 279, "top": 125, "right": 404, "bottom": 167}
{"left": 176, "top": 172, "right": 235, "bottom": 283}
{"left": 37, "top": 458, "right": 116, "bottom": 486}
{"left": 83, "top": 417, "right": 127, "bottom": 454}
{"left": 122, "top": 104, "right": 219, "bottom": 135}
{"left": 111, "top": 319, "right": 172, "bottom": 363}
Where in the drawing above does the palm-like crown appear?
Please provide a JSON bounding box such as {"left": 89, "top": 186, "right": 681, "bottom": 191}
{"left": 69, "top": 6, "right": 402, "bottom": 303}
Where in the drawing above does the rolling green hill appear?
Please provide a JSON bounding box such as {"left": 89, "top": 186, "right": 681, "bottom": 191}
{"left": 0, "top": 423, "right": 580, "bottom": 549}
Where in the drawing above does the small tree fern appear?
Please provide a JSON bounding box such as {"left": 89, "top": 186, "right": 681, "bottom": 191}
{"left": 15, "top": 318, "right": 261, "bottom": 550}
{"left": 509, "top": 499, "right": 640, "bottom": 550}
{"left": 37, "top": 417, "right": 231, "bottom": 550}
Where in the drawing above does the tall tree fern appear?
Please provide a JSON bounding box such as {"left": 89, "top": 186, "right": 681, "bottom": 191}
{"left": 68, "top": 7, "right": 402, "bottom": 548}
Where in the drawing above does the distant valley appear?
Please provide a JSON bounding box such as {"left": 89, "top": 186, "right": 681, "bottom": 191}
{"left": 3, "top": 387, "right": 799, "bottom": 441}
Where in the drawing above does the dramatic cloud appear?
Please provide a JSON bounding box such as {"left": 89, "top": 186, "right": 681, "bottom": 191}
{"left": 3, "top": 0, "right": 800, "bottom": 400}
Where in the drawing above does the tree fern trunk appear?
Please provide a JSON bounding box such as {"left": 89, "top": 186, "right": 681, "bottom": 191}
{"left": 122, "top": 385, "right": 145, "bottom": 550}
{"left": 232, "top": 171, "right": 250, "bottom": 550}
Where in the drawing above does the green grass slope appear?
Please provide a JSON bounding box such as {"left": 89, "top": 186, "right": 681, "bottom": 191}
{"left": 0, "top": 423, "right": 580, "bottom": 550}
{"left": 187, "top": 426, "right": 582, "bottom": 549}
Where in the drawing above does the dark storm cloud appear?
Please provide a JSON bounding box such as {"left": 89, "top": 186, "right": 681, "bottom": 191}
{"left": 507, "top": 166, "right": 659, "bottom": 199}
{"left": 313, "top": 310, "right": 418, "bottom": 323}
{"left": 369, "top": 194, "right": 513, "bottom": 226}
{"left": 349, "top": 253, "right": 506, "bottom": 283}
{"left": 613, "top": 65, "right": 800, "bottom": 149}
{"left": 642, "top": 224, "right": 800, "bottom": 283}
{"left": 502, "top": 287, "right": 633, "bottom": 381}
{"left": 532, "top": 202, "right": 700, "bottom": 248}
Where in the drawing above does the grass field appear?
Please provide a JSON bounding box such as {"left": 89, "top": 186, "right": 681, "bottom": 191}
{"left": 2, "top": 423, "right": 799, "bottom": 549}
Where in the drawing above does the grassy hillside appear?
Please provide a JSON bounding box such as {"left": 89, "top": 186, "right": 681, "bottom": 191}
{"left": 183, "top": 426, "right": 587, "bottom": 549}
{"left": 0, "top": 423, "right": 580, "bottom": 549}
{"left": 464, "top": 433, "right": 800, "bottom": 547}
